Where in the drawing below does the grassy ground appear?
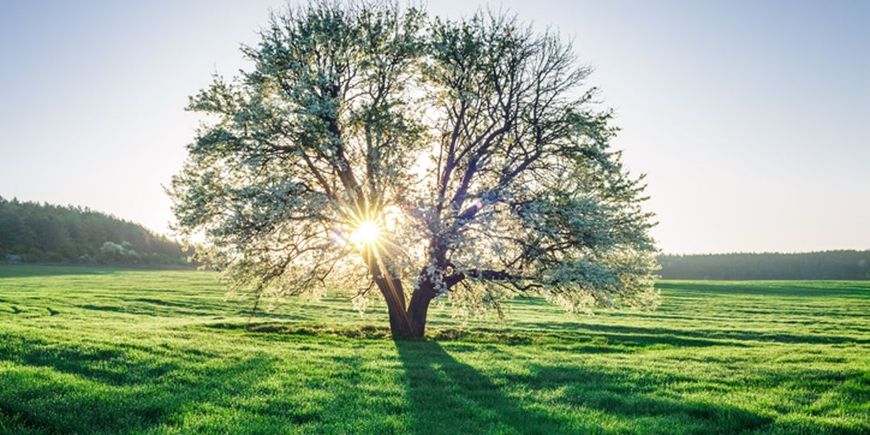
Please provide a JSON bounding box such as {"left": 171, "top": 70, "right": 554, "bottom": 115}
{"left": 0, "top": 265, "right": 867, "bottom": 434}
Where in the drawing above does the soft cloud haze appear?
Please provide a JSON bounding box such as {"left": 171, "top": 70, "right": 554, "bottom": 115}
{"left": 1, "top": 0, "right": 868, "bottom": 253}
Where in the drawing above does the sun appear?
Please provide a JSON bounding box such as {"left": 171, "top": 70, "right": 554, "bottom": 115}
{"left": 349, "top": 220, "right": 381, "bottom": 248}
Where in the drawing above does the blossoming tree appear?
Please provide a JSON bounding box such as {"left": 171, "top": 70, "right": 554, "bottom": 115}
{"left": 170, "top": 2, "right": 659, "bottom": 338}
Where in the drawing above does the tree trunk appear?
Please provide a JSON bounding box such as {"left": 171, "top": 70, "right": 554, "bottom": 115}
{"left": 374, "top": 275, "right": 414, "bottom": 339}
{"left": 374, "top": 275, "right": 435, "bottom": 339}
{"left": 406, "top": 282, "right": 435, "bottom": 338}
{"left": 385, "top": 300, "right": 415, "bottom": 338}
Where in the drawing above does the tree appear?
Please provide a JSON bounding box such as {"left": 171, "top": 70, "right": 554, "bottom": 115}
{"left": 170, "top": 1, "right": 659, "bottom": 338}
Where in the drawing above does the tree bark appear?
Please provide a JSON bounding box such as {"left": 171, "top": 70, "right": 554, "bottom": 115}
{"left": 373, "top": 274, "right": 435, "bottom": 339}
{"left": 385, "top": 299, "right": 414, "bottom": 338}
{"left": 406, "top": 282, "right": 435, "bottom": 338}
{"left": 373, "top": 275, "right": 415, "bottom": 339}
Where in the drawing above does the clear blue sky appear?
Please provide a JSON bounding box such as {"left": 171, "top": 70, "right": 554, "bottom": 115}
{"left": 1, "top": 0, "right": 868, "bottom": 254}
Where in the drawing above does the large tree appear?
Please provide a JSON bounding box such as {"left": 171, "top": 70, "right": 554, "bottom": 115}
{"left": 171, "top": 2, "right": 659, "bottom": 338}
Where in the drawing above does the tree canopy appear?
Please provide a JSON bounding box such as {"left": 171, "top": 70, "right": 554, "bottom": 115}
{"left": 171, "top": 1, "right": 658, "bottom": 338}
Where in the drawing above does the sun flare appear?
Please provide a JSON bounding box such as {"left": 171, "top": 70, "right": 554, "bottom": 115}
{"left": 349, "top": 220, "right": 381, "bottom": 248}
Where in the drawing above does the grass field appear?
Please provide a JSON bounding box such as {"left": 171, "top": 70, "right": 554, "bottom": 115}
{"left": 0, "top": 265, "right": 867, "bottom": 434}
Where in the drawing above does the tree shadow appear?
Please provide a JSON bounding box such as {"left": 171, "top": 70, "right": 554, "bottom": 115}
{"left": 395, "top": 340, "right": 774, "bottom": 434}
{"left": 395, "top": 339, "right": 571, "bottom": 434}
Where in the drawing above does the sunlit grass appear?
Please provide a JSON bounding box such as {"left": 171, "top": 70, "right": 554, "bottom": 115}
{"left": 0, "top": 265, "right": 867, "bottom": 434}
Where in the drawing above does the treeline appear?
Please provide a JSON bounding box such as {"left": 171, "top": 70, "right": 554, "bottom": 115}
{"left": 658, "top": 251, "right": 870, "bottom": 280}
{"left": 0, "top": 197, "right": 190, "bottom": 265}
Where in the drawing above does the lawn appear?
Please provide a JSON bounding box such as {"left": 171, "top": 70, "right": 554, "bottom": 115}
{"left": 0, "top": 265, "right": 867, "bottom": 434}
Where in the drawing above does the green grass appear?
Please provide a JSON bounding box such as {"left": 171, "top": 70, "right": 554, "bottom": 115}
{"left": 0, "top": 265, "right": 867, "bottom": 434}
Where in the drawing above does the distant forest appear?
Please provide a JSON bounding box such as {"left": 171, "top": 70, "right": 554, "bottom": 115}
{"left": 0, "top": 197, "right": 190, "bottom": 265}
{"left": 659, "top": 251, "right": 870, "bottom": 280}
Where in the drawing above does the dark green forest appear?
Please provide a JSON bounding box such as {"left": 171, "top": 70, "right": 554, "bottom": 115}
{"left": 0, "top": 197, "right": 189, "bottom": 265}
{"left": 659, "top": 251, "right": 870, "bottom": 280}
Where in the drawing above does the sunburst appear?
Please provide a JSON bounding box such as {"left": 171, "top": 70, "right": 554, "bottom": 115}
{"left": 349, "top": 220, "right": 381, "bottom": 249}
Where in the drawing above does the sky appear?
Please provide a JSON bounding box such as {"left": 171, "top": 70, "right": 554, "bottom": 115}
{"left": 1, "top": 0, "right": 868, "bottom": 254}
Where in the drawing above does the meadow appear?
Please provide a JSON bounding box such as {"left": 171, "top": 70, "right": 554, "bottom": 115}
{"left": 0, "top": 265, "right": 867, "bottom": 434}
